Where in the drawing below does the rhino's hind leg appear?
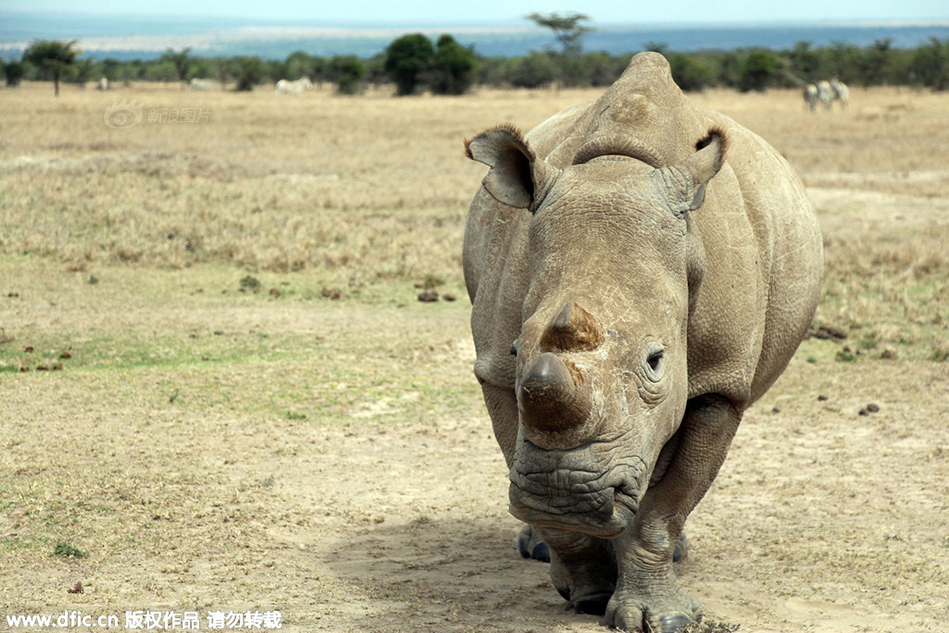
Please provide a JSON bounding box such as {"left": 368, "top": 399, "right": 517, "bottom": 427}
{"left": 517, "top": 524, "right": 550, "bottom": 562}
{"left": 605, "top": 395, "right": 741, "bottom": 633}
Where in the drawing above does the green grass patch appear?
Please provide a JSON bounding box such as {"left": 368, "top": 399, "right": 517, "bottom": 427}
{"left": 52, "top": 541, "right": 88, "bottom": 559}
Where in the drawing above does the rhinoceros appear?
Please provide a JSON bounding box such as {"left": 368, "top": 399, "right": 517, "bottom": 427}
{"left": 462, "top": 52, "right": 822, "bottom": 632}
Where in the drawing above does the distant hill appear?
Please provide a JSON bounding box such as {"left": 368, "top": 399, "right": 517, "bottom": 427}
{"left": 2, "top": 12, "right": 949, "bottom": 60}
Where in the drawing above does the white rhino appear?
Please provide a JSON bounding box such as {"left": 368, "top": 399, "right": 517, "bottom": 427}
{"left": 463, "top": 52, "right": 822, "bottom": 633}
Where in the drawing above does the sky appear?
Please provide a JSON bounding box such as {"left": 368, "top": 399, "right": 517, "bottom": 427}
{"left": 4, "top": 0, "right": 949, "bottom": 25}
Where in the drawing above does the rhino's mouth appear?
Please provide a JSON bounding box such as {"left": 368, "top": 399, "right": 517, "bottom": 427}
{"left": 508, "top": 440, "right": 645, "bottom": 538}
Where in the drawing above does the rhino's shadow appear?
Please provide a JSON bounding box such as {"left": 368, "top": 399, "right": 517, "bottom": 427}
{"left": 323, "top": 516, "right": 602, "bottom": 631}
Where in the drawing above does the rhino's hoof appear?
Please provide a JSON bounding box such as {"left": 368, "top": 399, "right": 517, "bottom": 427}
{"left": 672, "top": 533, "right": 688, "bottom": 563}
{"left": 517, "top": 525, "right": 550, "bottom": 562}
{"left": 610, "top": 610, "right": 697, "bottom": 633}
{"left": 649, "top": 612, "right": 699, "bottom": 633}
{"left": 530, "top": 541, "right": 550, "bottom": 562}
{"left": 575, "top": 594, "right": 612, "bottom": 616}
{"left": 606, "top": 598, "right": 701, "bottom": 633}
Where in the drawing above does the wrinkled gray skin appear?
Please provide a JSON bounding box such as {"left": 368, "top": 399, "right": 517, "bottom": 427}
{"left": 462, "top": 53, "right": 822, "bottom": 633}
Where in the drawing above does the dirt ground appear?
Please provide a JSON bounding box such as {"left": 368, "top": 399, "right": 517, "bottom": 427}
{"left": 1, "top": 80, "right": 948, "bottom": 633}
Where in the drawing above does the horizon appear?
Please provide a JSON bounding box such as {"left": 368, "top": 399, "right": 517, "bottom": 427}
{"left": 2, "top": 7, "right": 949, "bottom": 61}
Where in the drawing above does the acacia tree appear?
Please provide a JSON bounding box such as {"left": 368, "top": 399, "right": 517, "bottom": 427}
{"left": 526, "top": 12, "right": 593, "bottom": 89}
{"left": 526, "top": 12, "right": 593, "bottom": 56}
{"left": 384, "top": 33, "right": 434, "bottom": 96}
{"left": 23, "top": 39, "right": 80, "bottom": 96}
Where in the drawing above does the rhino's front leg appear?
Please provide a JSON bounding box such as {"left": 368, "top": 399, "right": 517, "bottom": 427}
{"left": 535, "top": 527, "right": 618, "bottom": 615}
{"left": 605, "top": 394, "right": 741, "bottom": 633}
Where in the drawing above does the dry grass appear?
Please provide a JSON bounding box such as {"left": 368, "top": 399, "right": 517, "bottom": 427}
{"left": 3, "top": 82, "right": 946, "bottom": 357}
{"left": 0, "top": 82, "right": 586, "bottom": 277}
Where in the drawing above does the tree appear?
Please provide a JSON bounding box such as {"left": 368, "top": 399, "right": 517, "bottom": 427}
{"left": 72, "top": 58, "right": 94, "bottom": 86}
{"left": 526, "top": 12, "right": 593, "bottom": 56}
{"left": 328, "top": 56, "right": 365, "bottom": 95}
{"left": 430, "top": 35, "right": 477, "bottom": 95}
{"left": 910, "top": 37, "right": 949, "bottom": 91}
{"left": 860, "top": 38, "right": 893, "bottom": 87}
{"left": 4, "top": 60, "right": 24, "bottom": 87}
{"left": 788, "top": 41, "right": 821, "bottom": 83}
{"left": 161, "top": 47, "right": 192, "bottom": 88}
{"left": 286, "top": 51, "right": 314, "bottom": 81}
{"left": 384, "top": 34, "right": 434, "bottom": 96}
{"left": 739, "top": 49, "right": 781, "bottom": 92}
{"left": 22, "top": 39, "right": 80, "bottom": 96}
{"left": 669, "top": 53, "right": 715, "bottom": 92}
{"left": 510, "top": 51, "right": 558, "bottom": 88}
{"left": 233, "top": 56, "right": 264, "bottom": 92}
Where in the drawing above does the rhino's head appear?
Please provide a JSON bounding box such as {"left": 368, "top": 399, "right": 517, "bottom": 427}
{"left": 466, "top": 125, "right": 727, "bottom": 537}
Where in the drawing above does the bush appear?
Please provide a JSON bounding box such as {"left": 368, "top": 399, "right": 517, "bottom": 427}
{"left": 910, "top": 37, "right": 949, "bottom": 91}
{"left": 669, "top": 53, "right": 715, "bottom": 92}
{"left": 430, "top": 35, "right": 477, "bottom": 95}
{"left": 4, "top": 61, "right": 24, "bottom": 87}
{"left": 384, "top": 34, "right": 434, "bottom": 96}
{"left": 233, "top": 57, "right": 264, "bottom": 91}
{"left": 510, "top": 52, "right": 558, "bottom": 89}
{"left": 739, "top": 49, "right": 781, "bottom": 92}
{"left": 329, "top": 56, "right": 366, "bottom": 95}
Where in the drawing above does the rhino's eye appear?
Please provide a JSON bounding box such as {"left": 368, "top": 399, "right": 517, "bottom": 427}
{"left": 647, "top": 350, "right": 663, "bottom": 372}
{"left": 643, "top": 344, "right": 665, "bottom": 381}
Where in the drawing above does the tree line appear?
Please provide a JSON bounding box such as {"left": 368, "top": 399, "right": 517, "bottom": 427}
{"left": 6, "top": 33, "right": 949, "bottom": 95}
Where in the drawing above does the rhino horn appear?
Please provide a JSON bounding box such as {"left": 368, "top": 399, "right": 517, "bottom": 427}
{"left": 519, "top": 352, "right": 592, "bottom": 433}
{"left": 541, "top": 301, "right": 603, "bottom": 352}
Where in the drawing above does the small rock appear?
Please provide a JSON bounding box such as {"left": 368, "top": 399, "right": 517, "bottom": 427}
{"left": 24, "top": 346, "right": 34, "bottom": 353}
{"left": 321, "top": 287, "right": 342, "bottom": 300}
{"left": 418, "top": 291, "right": 439, "bottom": 302}
{"left": 443, "top": 293, "right": 457, "bottom": 302}
{"left": 866, "top": 403, "right": 880, "bottom": 413}
{"left": 817, "top": 394, "right": 828, "bottom": 401}
{"left": 858, "top": 408, "right": 869, "bottom": 416}
{"left": 59, "top": 351, "right": 71, "bottom": 359}
{"left": 816, "top": 324, "right": 847, "bottom": 340}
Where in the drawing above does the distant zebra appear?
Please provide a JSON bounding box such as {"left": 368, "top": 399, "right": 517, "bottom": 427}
{"left": 190, "top": 78, "right": 220, "bottom": 91}
{"left": 276, "top": 77, "right": 313, "bottom": 97}
{"left": 816, "top": 80, "right": 833, "bottom": 112}
{"left": 830, "top": 78, "right": 849, "bottom": 111}
{"left": 803, "top": 83, "right": 818, "bottom": 112}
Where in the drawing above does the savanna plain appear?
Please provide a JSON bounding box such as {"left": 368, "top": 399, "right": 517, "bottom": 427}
{"left": 1, "top": 78, "right": 947, "bottom": 633}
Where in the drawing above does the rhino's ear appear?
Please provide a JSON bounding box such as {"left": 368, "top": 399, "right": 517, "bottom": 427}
{"left": 465, "top": 125, "right": 559, "bottom": 212}
{"left": 654, "top": 128, "right": 729, "bottom": 216}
